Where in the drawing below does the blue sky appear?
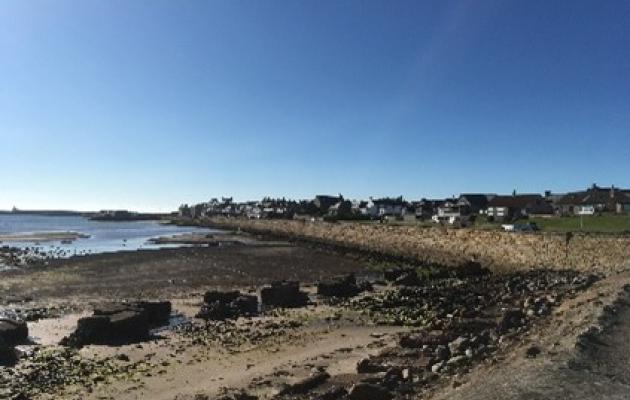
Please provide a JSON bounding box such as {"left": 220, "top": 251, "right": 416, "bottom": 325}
{"left": 1, "top": 1, "right": 629, "bottom": 211}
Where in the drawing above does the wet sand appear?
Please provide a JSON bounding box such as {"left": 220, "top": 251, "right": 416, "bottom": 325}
{"left": 0, "top": 241, "right": 365, "bottom": 301}
{"left": 0, "top": 231, "right": 89, "bottom": 243}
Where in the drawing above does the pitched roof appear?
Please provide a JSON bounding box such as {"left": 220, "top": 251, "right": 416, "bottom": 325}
{"left": 372, "top": 197, "right": 406, "bottom": 206}
{"left": 458, "top": 194, "right": 494, "bottom": 209}
{"left": 487, "top": 194, "right": 544, "bottom": 208}
{"left": 556, "top": 186, "right": 630, "bottom": 206}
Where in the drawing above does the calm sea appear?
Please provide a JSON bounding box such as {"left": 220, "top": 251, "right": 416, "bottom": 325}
{"left": 0, "top": 214, "right": 214, "bottom": 255}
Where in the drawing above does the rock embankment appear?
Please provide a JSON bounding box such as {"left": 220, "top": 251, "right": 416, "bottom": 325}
{"left": 207, "top": 218, "right": 630, "bottom": 272}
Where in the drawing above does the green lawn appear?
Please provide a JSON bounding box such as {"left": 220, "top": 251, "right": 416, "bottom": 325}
{"left": 518, "top": 214, "right": 630, "bottom": 233}
{"left": 343, "top": 214, "right": 630, "bottom": 234}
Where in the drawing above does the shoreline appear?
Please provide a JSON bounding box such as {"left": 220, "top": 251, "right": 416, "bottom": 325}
{"left": 0, "top": 230, "right": 629, "bottom": 399}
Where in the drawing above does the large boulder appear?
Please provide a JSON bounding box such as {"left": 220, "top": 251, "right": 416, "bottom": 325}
{"left": 450, "top": 317, "right": 496, "bottom": 334}
{"left": 0, "top": 319, "right": 28, "bottom": 346}
{"left": 108, "top": 310, "right": 150, "bottom": 338}
{"left": 260, "top": 281, "right": 309, "bottom": 308}
{"left": 455, "top": 261, "right": 490, "bottom": 278}
{"left": 356, "top": 357, "right": 390, "bottom": 373}
{"left": 203, "top": 290, "right": 241, "bottom": 304}
{"left": 278, "top": 371, "right": 330, "bottom": 395}
{"left": 94, "top": 300, "right": 172, "bottom": 327}
{"left": 93, "top": 302, "right": 138, "bottom": 316}
{"left": 348, "top": 383, "right": 392, "bottom": 400}
{"left": 131, "top": 301, "right": 172, "bottom": 326}
{"left": 196, "top": 291, "right": 258, "bottom": 320}
{"left": 497, "top": 309, "right": 525, "bottom": 334}
{"left": 62, "top": 310, "right": 150, "bottom": 347}
{"left": 61, "top": 300, "right": 171, "bottom": 347}
{"left": 215, "top": 392, "right": 257, "bottom": 400}
{"left": 0, "top": 337, "right": 18, "bottom": 366}
{"left": 316, "top": 386, "right": 348, "bottom": 400}
{"left": 0, "top": 320, "right": 26, "bottom": 367}
{"left": 399, "top": 330, "right": 454, "bottom": 348}
{"left": 317, "top": 274, "right": 362, "bottom": 298}
{"left": 384, "top": 267, "right": 414, "bottom": 282}
{"left": 394, "top": 270, "right": 422, "bottom": 286}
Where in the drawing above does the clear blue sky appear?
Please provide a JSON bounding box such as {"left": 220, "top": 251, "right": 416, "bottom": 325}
{"left": 1, "top": 1, "right": 629, "bottom": 211}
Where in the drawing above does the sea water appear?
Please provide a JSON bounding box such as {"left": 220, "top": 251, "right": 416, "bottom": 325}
{"left": 0, "top": 214, "right": 214, "bottom": 256}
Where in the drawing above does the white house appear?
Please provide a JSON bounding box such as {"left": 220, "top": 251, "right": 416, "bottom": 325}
{"left": 432, "top": 200, "right": 465, "bottom": 224}
{"left": 367, "top": 197, "right": 407, "bottom": 218}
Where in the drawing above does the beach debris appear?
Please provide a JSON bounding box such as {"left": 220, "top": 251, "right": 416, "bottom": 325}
{"left": 0, "top": 304, "right": 74, "bottom": 322}
{"left": 317, "top": 273, "right": 362, "bottom": 298}
{"left": 0, "top": 346, "right": 145, "bottom": 398}
{"left": 260, "top": 281, "right": 309, "bottom": 308}
{"left": 196, "top": 290, "right": 258, "bottom": 320}
{"left": 178, "top": 318, "right": 302, "bottom": 349}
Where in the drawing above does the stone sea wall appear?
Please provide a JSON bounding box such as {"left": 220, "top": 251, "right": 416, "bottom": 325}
{"left": 208, "top": 218, "right": 630, "bottom": 273}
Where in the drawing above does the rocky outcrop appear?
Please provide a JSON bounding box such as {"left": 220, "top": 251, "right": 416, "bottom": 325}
{"left": 343, "top": 269, "right": 600, "bottom": 397}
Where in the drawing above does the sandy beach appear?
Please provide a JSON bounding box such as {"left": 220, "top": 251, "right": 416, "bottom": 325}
{"left": 2, "top": 231, "right": 630, "bottom": 400}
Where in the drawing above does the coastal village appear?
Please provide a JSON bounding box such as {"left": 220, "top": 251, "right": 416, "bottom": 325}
{"left": 178, "top": 184, "right": 630, "bottom": 228}
{"left": 3, "top": 2, "right": 629, "bottom": 399}
{"left": 3, "top": 186, "right": 630, "bottom": 400}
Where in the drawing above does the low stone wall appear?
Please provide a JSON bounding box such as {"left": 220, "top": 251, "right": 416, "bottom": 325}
{"left": 208, "top": 218, "right": 630, "bottom": 273}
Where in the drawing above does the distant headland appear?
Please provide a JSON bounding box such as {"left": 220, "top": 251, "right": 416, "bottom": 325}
{"left": 0, "top": 207, "right": 171, "bottom": 221}
{"left": 0, "top": 207, "right": 85, "bottom": 216}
